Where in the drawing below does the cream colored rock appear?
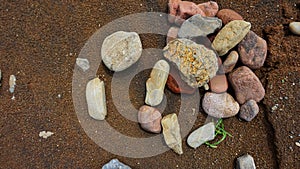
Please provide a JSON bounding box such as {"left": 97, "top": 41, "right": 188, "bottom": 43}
{"left": 289, "top": 22, "right": 300, "bottom": 35}
{"left": 161, "top": 113, "right": 183, "bottom": 155}
{"left": 187, "top": 122, "right": 215, "bottom": 149}
{"left": 212, "top": 20, "right": 251, "bottom": 56}
{"left": 145, "top": 60, "right": 170, "bottom": 106}
{"left": 86, "top": 78, "right": 107, "bottom": 120}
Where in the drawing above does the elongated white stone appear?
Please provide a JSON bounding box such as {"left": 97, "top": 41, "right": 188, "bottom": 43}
{"left": 161, "top": 113, "right": 183, "bottom": 155}
{"left": 187, "top": 122, "right": 215, "bottom": 149}
{"left": 9, "top": 75, "right": 16, "bottom": 93}
{"left": 86, "top": 78, "right": 107, "bottom": 120}
{"left": 145, "top": 60, "right": 170, "bottom": 106}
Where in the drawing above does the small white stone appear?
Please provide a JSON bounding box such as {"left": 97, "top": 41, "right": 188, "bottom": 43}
{"left": 296, "top": 142, "right": 300, "bottom": 147}
{"left": 39, "top": 131, "right": 54, "bottom": 139}
{"left": 289, "top": 22, "right": 300, "bottom": 35}
{"left": 76, "top": 58, "right": 90, "bottom": 72}
{"left": 187, "top": 122, "right": 216, "bottom": 149}
{"left": 9, "top": 75, "right": 16, "bottom": 93}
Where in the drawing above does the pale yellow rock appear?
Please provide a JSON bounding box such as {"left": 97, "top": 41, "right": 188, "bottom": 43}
{"left": 161, "top": 113, "right": 183, "bottom": 155}
{"left": 212, "top": 20, "right": 251, "bottom": 56}
{"left": 145, "top": 60, "right": 170, "bottom": 106}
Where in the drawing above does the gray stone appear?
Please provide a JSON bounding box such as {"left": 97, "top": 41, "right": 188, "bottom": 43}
{"left": 101, "top": 31, "right": 142, "bottom": 72}
{"left": 178, "top": 14, "right": 222, "bottom": 39}
{"left": 239, "top": 100, "right": 259, "bottom": 122}
{"left": 9, "top": 75, "right": 16, "bottom": 93}
{"left": 236, "top": 154, "right": 256, "bottom": 169}
{"left": 289, "top": 22, "right": 300, "bottom": 35}
{"left": 187, "top": 122, "right": 215, "bottom": 149}
{"left": 102, "top": 159, "right": 131, "bottom": 169}
{"left": 76, "top": 58, "right": 90, "bottom": 72}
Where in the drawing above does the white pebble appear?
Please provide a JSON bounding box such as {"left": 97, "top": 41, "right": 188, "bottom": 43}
{"left": 76, "top": 58, "right": 90, "bottom": 72}
{"left": 9, "top": 75, "right": 16, "bottom": 93}
{"left": 289, "top": 22, "right": 300, "bottom": 35}
{"left": 39, "top": 131, "right": 54, "bottom": 139}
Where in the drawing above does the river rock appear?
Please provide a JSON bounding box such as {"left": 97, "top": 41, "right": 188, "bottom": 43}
{"left": 187, "top": 122, "right": 215, "bottom": 149}
{"left": 161, "top": 113, "right": 183, "bottom": 155}
{"left": 236, "top": 154, "right": 256, "bottom": 169}
{"left": 223, "top": 51, "right": 239, "bottom": 73}
{"left": 9, "top": 75, "right": 16, "bottom": 93}
{"left": 198, "top": 1, "right": 219, "bottom": 17}
{"left": 209, "top": 74, "right": 228, "bottom": 93}
{"left": 145, "top": 60, "right": 170, "bottom": 106}
{"left": 238, "top": 31, "right": 267, "bottom": 69}
{"left": 178, "top": 14, "right": 222, "bottom": 39}
{"left": 138, "top": 105, "right": 162, "bottom": 133}
{"left": 229, "top": 66, "right": 265, "bottom": 104}
{"left": 167, "top": 27, "right": 179, "bottom": 43}
{"left": 289, "top": 22, "right": 300, "bottom": 35}
{"left": 202, "top": 92, "right": 240, "bottom": 118}
{"left": 101, "top": 31, "right": 142, "bottom": 72}
{"left": 86, "top": 78, "right": 107, "bottom": 120}
{"left": 163, "top": 38, "right": 218, "bottom": 88}
{"left": 239, "top": 100, "right": 259, "bottom": 122}
{"left": 217, "top": 9, "right": 243, "bottom": 25}
{"left": 212, "top": 20, "right": 251, "bottom": 56}
{"left": 102, "top": 159, "right": 131, "bottom": 169}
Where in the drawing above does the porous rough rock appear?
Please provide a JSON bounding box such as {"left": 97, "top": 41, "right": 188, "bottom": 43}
{"left": 145, "top": 60, "right": 170, "bottom": 106}
{"left": 167, "top": 27, "right": 180, "bottom": 43}
{"left": 163, "top": 38, "right": 218, "bottom": 88}
{"left": 289, "top": 22, "right": 300, "bottom": 35}
{"left": 216, "top": 9, "right": 243, "bottom": 25}
{"left": 209, "top": 74, "right": 228, "bottom": 93}
{"left": 198, "top": 1, "right": 219, "bottom": 17}
{"left": 101, "top": 31, "right": 142, "bottom": 72}
{"left": 212, "top": 20, "right": 251, "bottom": 56}
{"left": 86, "top": 78, "right": 107, "bottom": 120}
{"left": 138, "top": 105, "right": 162, "bottom": 133}
{"left": 161, "top": 113, "right": 183, "bottom": 155}
{"left": 236, "top": 154, "right": 256, "bottom": 169}
{"left": 202, "top": 92, "right": 240, "bottom": 118}
{"left": 238, "top": 31, "right": 267, "bottom": 69}
{"left": 178, "top": 14, "right": 222, "bottom": 39}
{"left": 223, "top": 51, "right": 239, "bottom": 73}
{"left": 187, "top": 122, "right": 215, "bottom": 149}
{"left": 239, "top": 100, "right": 259, "bottom": 122}
{"left": 102, "top": 159, "right": 131, "bottom": 169}
{"left": 229, "top": 66, "right": 265, "bottom": 104}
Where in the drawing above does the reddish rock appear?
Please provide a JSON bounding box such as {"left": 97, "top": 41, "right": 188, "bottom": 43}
{"left": 209, "top": 74, "right": 228, "bottom": 93}
{"left": 166, "top": 65, "right": 197, "bottom": 94}
{"left": 198, "top": 1, "right": 219, "bottom": 17}
{"left": 168, "top": 0, "right": 181, "bottom": 23}
{"left": 138, "top": 105, "right": 162, "bottom": 133}
{"left": 223, "top": 51, "right": 239, "bottom": 73}
{"left": 238, "top": 31, "right": 267, "bottom": 69}
{"left": 216, "top": 9, "right": 243, "bottom": 25}
{"left": 167, "top": 27, "right": 179, "bottom": 43}
{"left": 239, "top": 99, "right": 259, "bottom": 122}
{"left": 229, "top": 66, "right": 265, "bottom": 104}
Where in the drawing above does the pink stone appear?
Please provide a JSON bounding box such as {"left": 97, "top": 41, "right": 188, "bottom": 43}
{"left": 168, "top": 0, "right": 181, "bottom": 23}
{"left": 138, "top": 105, "right": 162, "bottom": 133}
{"left": 209, "top": 74, "right": 228, "bottom": 93}
{"left": 198, "top": 1, "right": 219, "bottom": 17}
{"left": 167, "top": 27, "right": 179, "bottom": 43}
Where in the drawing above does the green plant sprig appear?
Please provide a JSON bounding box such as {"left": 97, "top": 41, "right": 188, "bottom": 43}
{"left": 205, "top": 119, "right": 232, "bottom": 148}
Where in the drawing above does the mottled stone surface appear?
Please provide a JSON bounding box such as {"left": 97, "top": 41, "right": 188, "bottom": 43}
{"left": 202, "top": 92, "right": 240, "bottom": 118}
{"left": 229, "top": 66, "right": 265, "bottom": 104}
{"left": 239, "top": 100, "right": 259, "bottom": 122}
{"left": 217, "top": 9, "right": 243, "bottom": 25}
{"left": 161, "top": 113, "right": 183, "bottom": 155}
{"left": 102, "top": 159, "right": 131, "bottom": 169}
{"left": 101, "top": 31, "right": 142, "bottom": 72}
{"left": 212, "top": 20, "right": 251, "bottom": 56}
{"left": 223, "top": 51, "right": 239, "bottom": 73}
{"left": 163, "top": 38, "right": 218, "bottom": 88}
{"left": 289, "top": 22, "right": 300, "bottom": 35}
{"left": 167, "top": 26, "right": 179, "bottom": 43}
{"left": 138, "top": 105, "right": 162, "bottom": 133}
{"left": 238, "top": 31, "right": 267, "bottom": 69}
{"left": 209, "top": 74, "right": 228, "bottom": 93}
{"left": 236, "top": 154, "right": 256, "bottom": 169}
{"left": 178, "top": 14, "right": 222, "bottom": 39}
{"left": 187, "top": 122, "right": 215, "bottom": 149}
{"left": 198, "top": 1, "right": 219, "bottom": 17}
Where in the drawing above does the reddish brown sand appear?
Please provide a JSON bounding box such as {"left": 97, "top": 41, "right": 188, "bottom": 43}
{"left": 0, "top": 0, "right": 299, "bottom": 168}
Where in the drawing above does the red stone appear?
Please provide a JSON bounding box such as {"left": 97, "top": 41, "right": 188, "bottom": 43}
{"left": 198, "top": 1, "right": 219, "bottom": 17}
{"left": 216, "top": 9, "right": 243, "bottom": 25}
{"left": 209, "top": 74, "right": 228, "bottom": 93}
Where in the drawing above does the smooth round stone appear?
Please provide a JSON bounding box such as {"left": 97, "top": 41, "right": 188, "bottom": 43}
{"left": 239, "top": 100, "right": 259, "bottom": 122}
{"left": 223, "top": 51, "right": 239, "bottom": 73}
{"left": 138, "top": 105, "right": 162, "bottom": 133}
{"left": 167, "top": 27, "right": 179, "bottom": 43}
{"left": 197, "top": 1, "right": 219, "bottom": 17}
{"left": 229, "top": 66, "right": 265, "bottom": 104}
{"left": 289, "top": 22, "right": 300, "bottom": 35}
{"left": 238, "top": 31, "right": 267, "bottom": 69}
{"left": 216, "top": 9, "right": 243, "bottom": 25}
{"left": 101, "top": 31, "right": 142, "bottom": 72}
{"left": 202, "top": 92, "right": 240, "bottom": 118}
{"left": 209, "top": 74, "right": 228, "bottom": 93}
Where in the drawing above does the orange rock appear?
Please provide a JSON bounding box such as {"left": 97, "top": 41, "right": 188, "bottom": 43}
{"left": 217, "top": 9, "right": 243, "bottom": 25}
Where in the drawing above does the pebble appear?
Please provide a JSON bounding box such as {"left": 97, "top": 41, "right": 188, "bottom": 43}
{"left": 166, "top": 64, "right": 197, "bottom": 94}
{"left": 39, "top": 131, "right": 54, "bottom": 139}
{"left": 178, "top": 14, "right": 222, "bottom": 39}
{"left": 212, "top": 20, "right": 251, "bottom": 56}
{"left": 216, "top": 9, "right": 243, "bottom": 25}
{"left": 223, "top": 51, "right": 239, "bottom": 73}
{"left": 161, "top": 113, "right": 183, "bottom": 155}
{"left": 163, "top": 38, "right": 218, "bottom": 88}
{"left": 197, "top": 1, "right": 219, "bottom": 17}
{"left": 229, "top": 66, "right": 265, "bottom": 104}
{"left": 239, "top": 100, "right": 259, "bottom": 122}
{"left": 209, "top": 74, "right": 228, "bottom": 93}
{"left": 9, "top": 75, "right": 16, "bottom": 93}
{"left": 101, "top": 31, "right": 142, "bottom": 72}
{"left": 102, "top": 159, "right": 131, "bottom": 169}
{"left": 202, "top": 92, "right": 240, "bottom": 118}
{"left": 289, "top": 22, "right": 300, "bottom": 35}
{"left": 76, "top": 58, "right": 90, "bottom": 72}
{"left": 236, "top": 154, "right": 256, "bottom": 169}
{"left": 168, "top": 0, "right": 181, "bottom": 23}
{"left": 238, "top": 31, "right": 267, "bottom": 69}
{"left": 187, "top": 122, "right": 215, "bottom": 149}
{"left": 167, "top": 27, "right": 179, "bottom": 43}
{"left": 138, "top": 105, "right": 162, "bottom": 133}
{"left": 145, "top": 60, "right": 170, "bottom": 106}
{"left": 0, "top": 69, "right": 2, "bottom": 86}
{"left": 296, "top": 142, "right": 300, "bottom": 147}
{"left": 86, "top": 78, "right": 107, "bottom": 120}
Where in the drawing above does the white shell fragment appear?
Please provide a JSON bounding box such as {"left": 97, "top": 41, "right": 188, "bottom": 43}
{"left": 76, "top": 58, "right": 90, "bottom": 72}
{"left": 145, "top": 60, "right": 170, "bottom": 106}
{"left": 9, "top": 75, "right": 16, "bottom": 93}
{"left": 86, "top": 78, "right": 107, "bottom": 120}
{"left": 187, "top": 122, "right": 215, "bottom": 149}
{"left": 161, "top": 113, "right": 183, "bottom": 155}
{"left": 39, "top": 131, "right": 54, "bottom": 139}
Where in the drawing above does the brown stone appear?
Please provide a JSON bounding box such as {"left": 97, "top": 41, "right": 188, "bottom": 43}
{"left": 217, "top": 9, "right": 243, "bottom": 25}
{"left": 138, "top": 105, "right": 162, "bottom": 133}
{"left": 209, "top": 74, "right": 228, "bottom": 93}
{"left": 198, "top": 1, "right": 219, "bottom": 17}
